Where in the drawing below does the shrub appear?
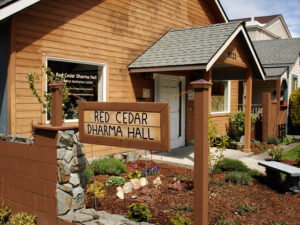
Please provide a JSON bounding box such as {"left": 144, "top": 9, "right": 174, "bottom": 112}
{"left": 235, "top": 205, "right": 257, "bottom": 215}
{"left": 88, "top": 158, "right": 127, "bottom": 176}
{"left": 170, "top": 215, "right": 193, "bottom": 225}
{"left": 225, "top": 171, "right": 251, "bottom": 185}
{"left": 85, "top": 166, "right": 94, "bottom": 184}
{"left": 268, "top": 148, "right": 283, "bottom": 161}
{"left": 7, "top": 212, "right": 36, "bottom": 225}
{"left": 128, "top": 170, "right": 142, "bottom": 179}
{"left": 227, "top": 111, "right": 253, "bottom": 141}
{"left": 288, "top": 87, "right": 300, "bottom": 134}
{"left": 128, "top": 203, "right": 151, "bottom": 222}
{"left": 86, "top": 181, "right": 105, "bottom": 199}
{"left": 0, "top": 202, "right": 11, "bottom": 225}
{"left": 267, "top": 136, "right": 280, "bottom": 145}
{"left": 213, "top": 158, "right": 250, "bottom": 174}
{"left": 106, "top": 176, "right": 126, "bottom": 187}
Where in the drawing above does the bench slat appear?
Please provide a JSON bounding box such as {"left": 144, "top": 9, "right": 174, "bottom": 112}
{"left": 258, "top": 161, "right": 300, "bottom": 177}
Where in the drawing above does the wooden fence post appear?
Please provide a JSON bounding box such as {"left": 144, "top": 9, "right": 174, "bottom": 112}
{"left": 191, "top": 79, "right": 212, "bottom": 225}
{"left": 49, "top": 82, "right": 64, "bottom": 127}
{"left": 262, "top": 92, "right": 271, "bottom": 142}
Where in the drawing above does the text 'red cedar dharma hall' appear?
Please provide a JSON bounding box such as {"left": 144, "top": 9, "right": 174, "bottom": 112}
{"left": 0, "top": 0, "right": 266, "bottom": 157}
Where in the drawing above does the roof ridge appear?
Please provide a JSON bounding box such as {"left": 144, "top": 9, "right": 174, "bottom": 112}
{"left": 169, "top": 21, "right": 242, "bottom": 32}
{"left": 253, "top": 38, "right": 300, "bottom": 43}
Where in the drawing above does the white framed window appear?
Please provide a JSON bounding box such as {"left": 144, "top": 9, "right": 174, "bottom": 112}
{"left": 46, "top": 57, "right": 106, "bottom": 122}
{"left": 211, "top": 80, "right": 230, "bottom": 114}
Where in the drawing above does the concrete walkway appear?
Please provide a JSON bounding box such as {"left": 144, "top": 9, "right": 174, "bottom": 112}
{"left": 150, "top": 142, "right": 300, "bottom": 174}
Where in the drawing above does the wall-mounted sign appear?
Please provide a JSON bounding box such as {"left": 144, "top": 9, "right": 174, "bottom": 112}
{"left": 78, "top": 102, "right": 170, "bottom": 152}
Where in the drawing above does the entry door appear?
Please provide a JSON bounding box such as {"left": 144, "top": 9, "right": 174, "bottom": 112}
{"left": 0, "top": 23, "right": 8, "bottom": 135}
{"left": 155, "top": 75, "right": 185, "bottom": 149}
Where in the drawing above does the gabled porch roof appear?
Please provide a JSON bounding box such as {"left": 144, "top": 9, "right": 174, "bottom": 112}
{"left": 129, "top": 21, "right": 265, "bottom": 80}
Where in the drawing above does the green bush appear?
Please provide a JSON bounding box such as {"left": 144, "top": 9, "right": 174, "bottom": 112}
{"left": 227, "top": 111, "right": 253, "bottom": 141}
{"left": 7, "top": 212, "right": 36, "bottom": 225}
{"left": 225, "top": 171, "right": 251, "bottom": 185}
{"left": 170, "top": 215, "right": 193, "bottom": 225}
{"left": 0, "top": 202, "right": 11, "bottom": 225}
{"left": 128, "top": 203, "right": 151, "bottom": 222}
{"left": 212, "top": 158, "right": 258, "bottom": 176}
{"left": 106, "top": 176, "right": 126, "bottom": 187}
{"left": 268, "top": 148, "right": 283, "bottom": 161}
{"left": 86, "top": 158, "right": 127, "bottom": 181}
{"left": 288, "top": 87, "right": 300, "bottom": 134}
{"left": 267, "top": 136, "right": 280, "bottom": 145}
{"left": 86, "top": 181, "right": 105, "bottom": 199}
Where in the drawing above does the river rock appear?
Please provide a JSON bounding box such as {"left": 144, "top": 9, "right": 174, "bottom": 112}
{"left": 140, "top": 177, "right": 148, "bottom": 187}
{"left": 70, "top": 156, "right": 86, "bottom": 172}
{"left": 117, "top": 190, "right": 124, "bottom": 199}
{"left": 153, "top": 177, "right": 162, "bottom": 186}
{"left": 130, "top": 179, "right": 141, "bottom": 190}
{"left": 123, "top": 182, "right": 133, "bottom": 194}
{"left": 58, "top": 160, "right": 70, "bottom": 183}
{"left": 57, "top": 189, "right": 72, "bottom": 215}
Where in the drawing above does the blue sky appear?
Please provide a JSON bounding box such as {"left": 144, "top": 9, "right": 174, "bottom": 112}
{"left": 219, "top": 0, "right": 300, "bottom": 37}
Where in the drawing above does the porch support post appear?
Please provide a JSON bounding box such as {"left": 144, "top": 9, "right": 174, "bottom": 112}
{"left": 204, "top": 69, "right": 212, "bottom": 113}
{"left": 276, "top": 79, "right": 281, "bottom": 135}
{"left": 244, "top": 69, "right": 253, "bottom": 152}
{"left": 191, "top": 79, "right": 212, "bottom": 225}
{"left": 49, "top": 82, "right": 64, "bottom": 127}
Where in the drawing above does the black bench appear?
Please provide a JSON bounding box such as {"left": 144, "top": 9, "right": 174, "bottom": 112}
{"left": 258, "top": 161, "right": 300, "bottom": 193}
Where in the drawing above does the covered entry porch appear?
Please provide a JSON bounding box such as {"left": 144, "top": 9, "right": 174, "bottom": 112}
{"left": 129, "top": 22, "right": 265, "bottom": 152}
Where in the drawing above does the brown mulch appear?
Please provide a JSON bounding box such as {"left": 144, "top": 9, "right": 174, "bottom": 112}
{"left": 86, "top": 160, "right": 300, "bottom": 225}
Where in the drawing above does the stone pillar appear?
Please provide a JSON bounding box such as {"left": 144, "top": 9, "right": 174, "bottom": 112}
{"left": 191, "top": 79, "right": 212, "bottom": 225}
{"left": 56, "top": 130, "right": 87, "bottom": 216}
{"left": 49, "top": 82, "right": 64, "bottom": 127}
{"left": 244, "top": 69, "right": 252, "bottom": 152}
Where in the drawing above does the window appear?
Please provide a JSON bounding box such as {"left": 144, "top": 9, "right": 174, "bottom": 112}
{"left": 292, "top": 75, "right": 298, "bottom": 91}
{"left": 47, "top": 57, "right": 106, "bottom": 121}
{"left": 211, "top": 81, "right": 230, "bottom": 113}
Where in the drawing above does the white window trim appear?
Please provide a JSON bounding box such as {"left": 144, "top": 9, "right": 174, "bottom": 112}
{"left": 211, "top": 80, "right": 231, "bottom": 115}
{"left": 46, "top": 56, "right": 107, "bottom": 123}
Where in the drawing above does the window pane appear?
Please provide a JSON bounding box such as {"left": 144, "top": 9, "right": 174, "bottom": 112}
{"left": 211, "top": 81, "right": 229, "bottom": 112}
{"left": 47, "top": 60, "right": 103, "bottom": 120}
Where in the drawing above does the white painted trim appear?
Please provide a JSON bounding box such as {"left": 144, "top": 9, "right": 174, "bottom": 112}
{"left": 46, "top": 56, "right": 107, "bottom": 123}
{"left": 0, "top": 0, "right": 40, "bottom": 21}
{"left": 211, "top": 80, "right": 231, "bottom": 114}
{"left": 129, "top": 65, "right": 206, "bottom": 73}
{"left": 206, "top": 25, "right": 265, "bottom": 80}
{"left": 215, "top": 0, "right": 228, "bottom": 23}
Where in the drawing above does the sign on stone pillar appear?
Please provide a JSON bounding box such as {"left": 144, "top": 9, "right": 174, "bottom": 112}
{"left": 191, "top": 79, "right": 212, "bottom": 225}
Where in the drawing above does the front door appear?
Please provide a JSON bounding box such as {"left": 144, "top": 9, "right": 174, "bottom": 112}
{"left": 154, "top": 74, "right": 185, "bottom": 149}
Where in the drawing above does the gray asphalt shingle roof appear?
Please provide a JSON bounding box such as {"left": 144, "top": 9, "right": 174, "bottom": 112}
{"left": 129, "top": 21, "right": 243, "bottom": 69}
{"left": 263, "top": 67, "right": 287, "bottom": 79}
{"left": 0, "top": 0, "right": 16, "bottom": 8}
{"left": 253, "top": 38, "right": 300, "bottom": 65}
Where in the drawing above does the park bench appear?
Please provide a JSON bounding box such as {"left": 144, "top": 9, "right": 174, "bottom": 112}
{"left": 258, "top": 161, "right": 300, "bottom": 193}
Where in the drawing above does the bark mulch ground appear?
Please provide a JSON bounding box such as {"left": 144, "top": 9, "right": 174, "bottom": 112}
{"left": 86, "top": 160, "right": 300, "bottom": 225}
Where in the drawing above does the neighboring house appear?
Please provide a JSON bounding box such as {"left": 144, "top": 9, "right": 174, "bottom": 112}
{"left": 232, "top": 14, "right": 292, "bottom": 40}
{"left": 0, "top": 0, "right": 265, "bottom": 156}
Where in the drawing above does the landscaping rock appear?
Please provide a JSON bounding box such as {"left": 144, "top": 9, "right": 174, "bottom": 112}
{"left": 116, "top": 187, "right": 123, "bottom": 192}
{"left": 139, "top": 177, "right": 148, "bottom": 187}
{"left": 65, "top": 150, "right": 74, "bottom": 163}
{"left": 70, "top": 173, "right": 80, "bottom": 186}
{"left": 130, "top": 179, "right": 141, "bottom": 190}
{"left": 57, "top": 189, "right": 72, "bottom": 215}
{"left": 58, "top": 132, "right": 73, "bottom": 147}
{"left": 123, "top": 182, "right": 133, "bottom": 194}
{"left": 70, "top": 156, "right": 86, "bottom": 173}
{"left": 58, "top": 160, "right": 70, "bottom": 183}
{"left": 153, "top": 177, "right": 162, "bottom": 186}
{"left": 117, "top": 190, "right": 124, "bottom": 199}
{"left": 57, "top": 183, "right": 73, "bottom": 193}
{"left": 73, "top": 192, "right": 85, "bottom": 210}
{"left": 73, "top": 143, "right": 85, "bottom": 157}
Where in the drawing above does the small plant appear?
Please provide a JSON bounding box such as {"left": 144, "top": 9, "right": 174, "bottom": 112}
{"left": 280, "top": 137, "right": 294, "bottom": 145}
{"left": 209, "top": 178, "right": 225, "bottom": 186}
{"left": 209, "top": 135, "right": 230, "bottom": 172}
{"left": 171, "top": 204, "right": 193, "bottom": 213}
{"left": 235, "top": 205, "right": 257, "bottom": 215}
{"left": 170, "top": 215, "right": 193, "bottom": 225}
{"left": 225, "top": 171, "right": 251, "bottom": 185}
{"left": 7, "top": 212, "right": 36, "bottom": 225}
{"left": 209, "top": 116, "right": 218, "bottom": 147}
{"left": 86, "top": 181, "right": 105, "bottom": 199}
{"left": 217, "top": 215, "right": 242, "bottom": 225}
{"left": 267, "top": 136, "right": 280, "bottom": 145}
{"left": 268, "top": 147, "right": 283, "bottom": 161}
{"left": 128, "top": 170, "right": 142, "bottom": 179}
{"left": 106, "top": 176, "right": 126, "bottom": 187}
{"left": 264, "top": 222, "right": 287, "bottom": 225}
{"left": 141, "top": 166, "right": 160, "bottom": 177}
{"left": 170, "top": 173, "right": 192, "bottom": 179}
{"left": 0, "top": 202, "right": 11, "bottom": 225}
{"left": 128, "top": 203, "right": 152, "bottom": 222}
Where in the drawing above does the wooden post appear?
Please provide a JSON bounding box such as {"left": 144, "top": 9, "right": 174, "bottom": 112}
{"left": 262, "top": 92, "right": 271, "bottom": 142}
{"left": 49, "top": 82, "right": 64, "bottom": 127}
{"left": 244, "top": 69, "right": 252, "bottom": 152}
{"left": 204, "top": 69, "right": 212, "bottom": 113}
{"left": 191, "top": 79, "right": 212, "bottom": 225}
{"left": 276, "top": 79, "right": 281, "bottom": 136}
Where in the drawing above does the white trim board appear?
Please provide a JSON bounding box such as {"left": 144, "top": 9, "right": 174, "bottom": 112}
{"left": 0, "top": 0, "right": 40, "bottom": 21}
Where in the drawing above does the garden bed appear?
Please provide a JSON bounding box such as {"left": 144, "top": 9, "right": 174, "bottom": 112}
{"left": 85, "top": 160, "right": 300, "bottom": 225}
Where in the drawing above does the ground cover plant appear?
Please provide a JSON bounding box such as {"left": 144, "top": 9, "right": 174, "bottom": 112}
{"left": 85, "top": 160, "right": 299, "bottom": 224}
{"left": 0, "top": 203, "right": 36, "bottom": 225}
{"left": 282, "top": 145, "right": 300, "bottom": 161}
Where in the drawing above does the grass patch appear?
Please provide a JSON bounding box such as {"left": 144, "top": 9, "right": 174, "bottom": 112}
{"left": 282, "top": 145, "right": 300, "bottom": 161}
{"left": 235, "top": 205, "right": 257, "bottom": 215}
{"left": 171, "top": 204, "right": 193, "bottom": 213}
{"left": 225, "top": 171, "right": 251, "bottom": 185}
{"left": 209, "top": 178, "right": 226, "bottom": 186}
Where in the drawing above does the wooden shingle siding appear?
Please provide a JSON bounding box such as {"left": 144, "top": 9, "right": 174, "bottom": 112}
{"left": 11, "top": 0, "right": 218, "bottom": 156}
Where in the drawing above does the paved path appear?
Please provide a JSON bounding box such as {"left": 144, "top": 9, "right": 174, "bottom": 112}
{"left": 150, "top": 143, "right": 300, "bottom": 174}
